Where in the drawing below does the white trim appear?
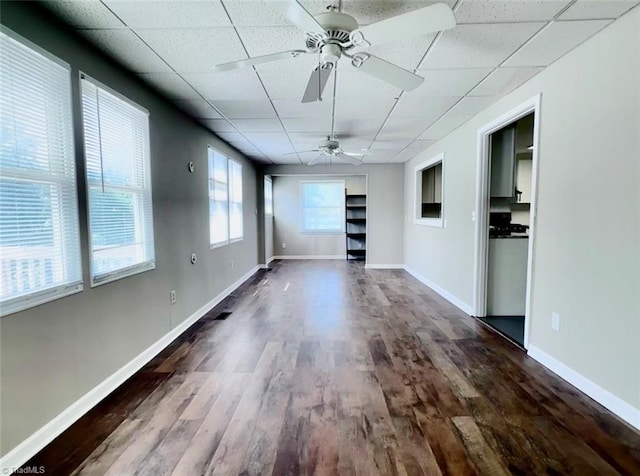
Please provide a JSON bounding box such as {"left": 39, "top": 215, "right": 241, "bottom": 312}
{"left": 364, "top": 264, "right": 404, "bottom": 269}
{"left": 403, "top": 265, "right": 473, "bottom": 315}
{"left": 271, "top": 255, "right": 346, "bottom": 260}
{"left": 0, "top": 265, "right": 261, "bottom": 473}
{"left": 413, "top": 152, "right": 445, "bottom": 227}
{"left": 80, "top": 72, "right": 149, "bottom": 115}
{"left": 528, "top": 345, "right": 640, "bottom": 431}
{"left": 473, "top": 94, "right": 541, "bottom": 350}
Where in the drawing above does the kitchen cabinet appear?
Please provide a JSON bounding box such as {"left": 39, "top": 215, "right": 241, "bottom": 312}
{"left": 490, "top": 125, "right": 517, "bottom": 198}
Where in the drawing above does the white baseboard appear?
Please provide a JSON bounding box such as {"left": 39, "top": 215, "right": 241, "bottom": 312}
{"left": 402, "top": 265, "right": 474, "bottom": 315}
{"left": 0, "top": 265, "right": 261, "bottom": 473}
{"left": 272, "top": 255, "right": 345, "bottom": 260}
{"left": 528, "top": 345, "right": 640, "bottom": 431}
{"left": 365, "top": 264, "right": 404, "bottom": 269}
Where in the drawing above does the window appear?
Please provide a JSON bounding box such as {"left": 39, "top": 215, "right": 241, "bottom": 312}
{"left": 0, "top": 27, "right": 82, "bottom": 316}
{"left": 301, "top": 181, "right": 344, "bottom": 233}
{"left": 208, "top": 147, "right": 243, "bottom": 247}
{"left": 80, "top": 74, "right": 155, "bottom": 286}
{"left": 414, "top": 153, "right": 444, "bottom": 227}
{"left": 264, "top": 177, "right": 273, "bottom": 215}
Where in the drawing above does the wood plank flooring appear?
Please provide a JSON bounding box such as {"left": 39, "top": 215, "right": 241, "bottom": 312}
{"left": 22, "top": 260, "right": 640, "bottom": 475}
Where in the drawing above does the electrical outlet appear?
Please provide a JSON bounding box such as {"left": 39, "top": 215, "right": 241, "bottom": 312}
{"left": 282, "top": 242, "right": 287, "bottom": 249}
{"left": 551, "top": 312, "right": 560, "bottom": 331}
{"left": 170, "top": 290, "right": 176, "bottom": 304}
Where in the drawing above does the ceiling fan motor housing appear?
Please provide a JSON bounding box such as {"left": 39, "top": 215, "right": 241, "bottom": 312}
{"left": 305, "top": 11, "right": 358, "bottom": 53}
{"left": 320, "top": 139, "right": 341, "bottom": 153}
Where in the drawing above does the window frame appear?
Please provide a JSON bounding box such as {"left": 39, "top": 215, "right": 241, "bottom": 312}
{"left": 300, "top": 180, "right": 346, "bottom": 234}
{"left": 0, "top": 26, "right": 83, "bottom": 317}
{"left": 208, "top": 147, "right": 243, "bottom": 248}
{"left": 80, "top": 72, "right": 156, "bottom": 287}
{"left": 414, "top": 153, "right": 445, "bottom": 228}
{"left": 264, "top": 176, "right": 273, "bottom": 216}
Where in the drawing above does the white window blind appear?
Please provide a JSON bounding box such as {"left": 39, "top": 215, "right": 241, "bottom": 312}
{"left": 208, "top": 148, "right": 243, "bottom": 247}
{"left": 229, "top": 159, "right": 243, "bottom": 241}
{"left": 80, "top": 75, "right": 155, "bottom": 286}
{"left": 0, "top": 27, "right": 82, "bottom": 317}
{"left": 301, "top": 181, "right": 344, "bottom": 233}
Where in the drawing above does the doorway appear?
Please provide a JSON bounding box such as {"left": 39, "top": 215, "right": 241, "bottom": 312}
{"left": 473, "top": 95, "right": 541, "bottom": 349}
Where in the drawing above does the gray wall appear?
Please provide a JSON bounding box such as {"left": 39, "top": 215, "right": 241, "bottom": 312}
{"left": 0, "top": 2, "right": 259, "bottom": 456}
{"left": 403, "top": 9, "right": 640, "bottom": 411}
{"left": 272, "top": 175, "right": 365, "bottom": 257}
{"left": 264, "top": 165, "right": 404, "bottom": 265}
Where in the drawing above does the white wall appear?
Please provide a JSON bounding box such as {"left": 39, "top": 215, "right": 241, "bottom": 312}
{"left": 272, "top": 175, "right": 365, "bottom": 258}
{"left": 0, "top": 3, "right": 259, "bottom": 458}
{"left": 404, "top": 8, "right": 640, "bottom": 414}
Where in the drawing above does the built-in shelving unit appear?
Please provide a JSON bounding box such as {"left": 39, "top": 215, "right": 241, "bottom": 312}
{"left": 345, "top": 192, "right": 366, "bottom": 261}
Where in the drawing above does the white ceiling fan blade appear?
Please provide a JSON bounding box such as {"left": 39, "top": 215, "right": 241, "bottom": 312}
{"left": 352, "top": 54, "right": 424, "bottom": 91}
{"left": 213, "top": 50, "right": 307, "bottom": 72}
{"left": 342, "top": 152, "right": 365, "bottom": 157}
{"left": 301, "top": 65, "right": 333, "bottom": 103}
{"left": 265, "top": 0, "right": 326, "bottom": 34}
{"left": 307, "top": 153, "right": 327, "bottom": 166}
{"left": 336, "top": 153, "right": 363, "bottom": 166}
{"left": 283, "top": 149, "right": 320, "bottom": 155}
{"left": 349, "top": 3, "right": 455, "bottom": 48}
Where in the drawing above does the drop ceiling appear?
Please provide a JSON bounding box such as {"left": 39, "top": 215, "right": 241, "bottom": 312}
{"left": 41, "top": 0, "right": 639, "bottom": 164}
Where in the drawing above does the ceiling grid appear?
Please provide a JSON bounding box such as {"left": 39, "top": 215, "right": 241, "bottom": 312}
{"left": 40, "top": 0, "right": 639, "bottom": 164}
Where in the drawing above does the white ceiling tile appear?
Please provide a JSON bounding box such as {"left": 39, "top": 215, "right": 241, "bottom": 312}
{"left": 103, "top": 1, "right": 232, "bottom": 28}
{"left": 376, "top": 116, "right": 436, "bottom": 141}
{"left": 42, "top": 1, "right": 126, "bottom": 28}
{"left": 242, "top": 132, "right": 294, "bottom": 151}
{"left": 335, "top": 96, "right": 397, "bottom": 119}
{"left": 361, "top": 153, "right": 394, "bottom": 163}
{"left": 237, "top": 26, "right": 306, "bottom": 57}
{"left": 273, "top": 155, "right": 306, "bottom": 164}
{"left": 333, "top": 116, "right": 386, "bottom": 138}
{"left": 408, "top": 139, "right": 437, "bottom": 149}
{"left": 558, "top": 0, "right": 639, "bottom": 20}
{"left": 413, "top": 68, "right": 493, "bottom": 96}
{"left": 138, "top": 73, "right": 200, "bottom": 99}
{"left": 182, "top": 70, "right": 267, "bottom": 100}
{"left": 419, "top": 113, "right": 471, "bottom": 140}
{"left": 272, "top": 99, "right": 333, "bottom": 118}
{"left": 447, "top": 95, "right": 496, "bottom": 116}
{"left": 391, "top": 96, "right": 460, "bottom": 118}
{"left": 214, "top": 131, "right": 246, "bottom": 143}
{"left": 281, "top": 117, "right": 333, "bottom": 133}
{"left": 369, "top": 140, "right": 414, "bottom": 151}
{"left": 469, "top": 67, "right": 543, "bottom": 96}
{"left": 222, "top": 1, "right": 328, "bottom": 27}
{"left": 342, "top": 1, "right": 457, "bottom": 26}
{"left": 504, "top": 20, "right": 612, "bottom": 67}
{"left": 421, "top": 22, "right": 545, "bottom": 69}
{"left": 172, "top": 99, "right": 222, "bottom": 119}
{"left": 225, "top": 119, "right": 285, "bottom": 133}
{"left": 336, "top": 70, "right": 402, "bottom": 98}
{"left": 136, "top": 28, "right": 245, "bottom": 73}
{"left": 390, "top": 148, "right": 423, "bottom": 163}
{"left": 455, "top": 1, "right": 570, "bottom": 24}
{"left": 213, "top": 98, "right": 277, "bottom": 119}
{"left": 80, "top": 29, "right": 172, "bottom": 73}
{"left": 201, "top": 119, "right": 237, "bottom": 133}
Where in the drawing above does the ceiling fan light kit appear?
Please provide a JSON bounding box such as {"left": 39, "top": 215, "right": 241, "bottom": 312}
{"left": 213, "top": 0, "right": 456, "bottom": 164}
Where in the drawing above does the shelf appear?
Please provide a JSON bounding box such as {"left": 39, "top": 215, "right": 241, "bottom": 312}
{"left": 346, "top": 218, "right": 366, "bottom": 222}
{"left": 346, "top": 194, "right": 366, "bottom": 199}
{"left": 346, "top": 205, "right": 367, "bottom": 209}
{"left": 347, "top": 232, "right": 366, "bottom": 237}
{"left": 347, "top": 249, "right": 366, "bottom": 254}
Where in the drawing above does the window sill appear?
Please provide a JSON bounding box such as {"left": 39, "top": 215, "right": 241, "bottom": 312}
{"left": 229, "top": 237, "right": 243, "bottom": 244}
{"left": 210, "top": 241, "right": 229, "bottom": 250}
{"left": 1, "top": 282, "right": 83, "bottom": 318}
{"left": 91, "top": 261, "right": 156, "bottom": 287}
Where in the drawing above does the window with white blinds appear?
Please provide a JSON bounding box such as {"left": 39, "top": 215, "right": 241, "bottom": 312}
{"left": 208, "top": 147, "right": 243, "bottom": 247}
{"left": 80, "top": 74, "right": 155, "bottom": 286}
{"left": 0, "top": 27, "right": 83, "bottom": 317}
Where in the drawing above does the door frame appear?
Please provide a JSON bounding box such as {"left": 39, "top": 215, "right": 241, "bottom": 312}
{"left": 472, "top": 94, "right": 541, "bottom": 349}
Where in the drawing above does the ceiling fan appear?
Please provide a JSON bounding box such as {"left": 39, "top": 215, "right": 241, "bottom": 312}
{"left": 213, "top": 0, "right": 456, "bottom": 102}
{"left": 286, "top": 136, "right": 367, "bottom": 165}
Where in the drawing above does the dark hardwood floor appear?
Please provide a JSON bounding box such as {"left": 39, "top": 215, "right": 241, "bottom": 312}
{"left": 22, "top": 260, "right": 640, "bottom": 475}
